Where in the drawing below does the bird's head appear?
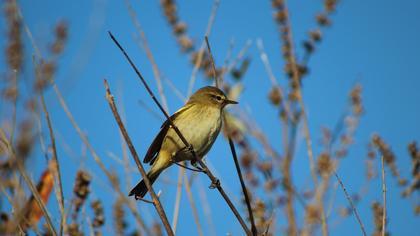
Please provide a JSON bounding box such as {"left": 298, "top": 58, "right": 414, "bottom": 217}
{"left": 187, "top": 86, "right": 238, "bottom": 109}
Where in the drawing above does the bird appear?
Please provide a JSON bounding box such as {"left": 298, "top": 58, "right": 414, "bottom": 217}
{"left": 129, "top": 86, "right": 238, "bottom": 199}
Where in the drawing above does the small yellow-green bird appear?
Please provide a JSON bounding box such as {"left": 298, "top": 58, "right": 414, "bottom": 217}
{"left": 129, "top": 86, "right": 238, "bottom": 199}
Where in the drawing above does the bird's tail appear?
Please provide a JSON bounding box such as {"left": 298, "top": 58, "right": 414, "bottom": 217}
{"left": 129, "top": 171, "right": 161, "bottom": 199}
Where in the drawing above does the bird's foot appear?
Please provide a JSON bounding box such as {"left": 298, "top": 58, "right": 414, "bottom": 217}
{"left": 209, "top": 178, "right": 220, "bottom": 189}
{"left": 190, "top": 160, "right": 204, "bottom": 172}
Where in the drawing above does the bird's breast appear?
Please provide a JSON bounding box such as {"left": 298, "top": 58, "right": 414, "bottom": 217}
{"left": 172, "top": 106, "right": 222, "bottom": 159}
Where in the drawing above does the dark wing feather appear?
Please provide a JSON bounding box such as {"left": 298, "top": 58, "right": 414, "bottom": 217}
{"left": 143, "top": 104, "right": 192, "bottom": 165}
{"left": 143, "top": 120, "right": 170, "bottom": 164}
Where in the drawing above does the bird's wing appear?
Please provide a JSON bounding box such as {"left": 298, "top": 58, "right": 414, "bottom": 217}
{"left": 143, "top": 104, "right": 192, "bottom": 165}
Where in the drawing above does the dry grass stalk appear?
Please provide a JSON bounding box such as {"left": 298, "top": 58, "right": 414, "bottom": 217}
{"left": 39, "top": 94, "right": 67, "bottom": 234}
{"left": 381, "top": 156, "right": 387, "bottom": 236}
{"left": 124, "top": 0, "right": 169, "bottom": 113}
{"left": 183, "top": 174, "right": 204, "bottom": 236}
{"left": 113, "top": 198, "right": 127, "bottom": 236}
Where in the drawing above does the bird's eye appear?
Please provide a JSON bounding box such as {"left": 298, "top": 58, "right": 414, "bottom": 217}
{"left": 216, "top": 96, "right": 222, "bottom": 101}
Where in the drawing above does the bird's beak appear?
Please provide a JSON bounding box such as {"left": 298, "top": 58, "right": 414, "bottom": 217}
{"left": 224, "top": 99, "right": 238, "bottom": 105}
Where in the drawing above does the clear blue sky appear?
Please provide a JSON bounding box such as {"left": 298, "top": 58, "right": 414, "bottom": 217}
{"left": 2, "top": 0, "right": 419, "bottom": 235}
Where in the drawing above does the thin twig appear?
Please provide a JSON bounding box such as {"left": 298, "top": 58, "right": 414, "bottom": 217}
{"left": 39, "top": 94, "right": 67, "bottom": 235}
{"left": 104, "top": 79, "right": 174, "bottom": 236}
{"left": 228, "top": 138, "right": 257, "bottom": 235}
{"left": 204, "top": 36, "right": 219, "bottom": 88}
{"left": 108, "top": 31, "right": 252, "bottom": 236}
{"left": 333, "top": 171, "right": 367, "bottom": 236}
{"left": 381, "top": 156, "right": 387, "bottom": 236}
{"left": 188, "top": 0, "right": 220, "bottom": 96}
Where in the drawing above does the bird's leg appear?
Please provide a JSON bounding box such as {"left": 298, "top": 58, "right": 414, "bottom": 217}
{"left": 184, "top": 144, "right": 204, "bottom": 172}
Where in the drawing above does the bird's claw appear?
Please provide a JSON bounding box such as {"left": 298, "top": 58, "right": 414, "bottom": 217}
{"left": 209, "top": 178, "right": 220, "bottom": 189}
{"left": 190, "top": 160, "right": 204, "bottom": 172}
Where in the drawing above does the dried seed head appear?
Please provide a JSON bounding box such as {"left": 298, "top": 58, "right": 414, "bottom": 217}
{"left": 91, "top": 200, "right": 105, "bottom": 230}
{"left": 298, "top": 64, "right": 308, "bottom": 77}
{"left": 72, "top": 170, "right": 91, "bottom": 220}
{"left": 316, "top": 14, "right": 331, "bottom": 26}
{"left": 371, "top": 134, "right": 399, "bottom": 177}
{"left": 246, "top": 171, "right": 259, "bottom": 187}
{"left": 408, "top": 142, "right": 420, "bottom": 177}
{"left": 268, "top": 87, "right": 282, "bottom": 105}
{"left": 5, "top": 0, "right": 23, "bottom": 71}
{"left": 274, "top": 10, "right": 288, "bottom": 24}
{"left": 371, "top": 201, "right": 388, "bottom": 236}
{"left": 350, "top": 84, "right": 363, "bottom": 115}
{"left": 2, "top": 86, "right": 18, "bottom": 101}
{"left": 178, "top": 35, "right": 194, "bottom": 52}
{"left": 240, "top": 151, "right": 255, "bottom": 169}
{"left": 68, "top": 223, "right": 83, "bottom": 236}
{"left": 309, "top": 29, "right": 322, "bottom": 42}
{"left": 324, "top": 0, "right": 337, "bottom": 12}
{"left": 173, "top": 22, "right": 187, "bottom": 35}
{"left": 305, "top": 204, "right": 321, "bottom": 224}
{"left": 415, "top": 205, "right": 420, "bottom": 215}
{"left": 51, "top": 21, "right": 68, "bottom": 55}
{"left": 16, "top": 120, "right": 34, "bottom": 158}
{"left": 284, "top": 63, "right": 293, "bottom": 77}
{"left": 264, "top": 179, "right": 278, "bottom": 192}
{"left": 303, "top": 40, "right": 315, "bottom": 54}
{"left": 41, "top": 62, "right": 56, "bottom": 82}
{"left": 257, "top": 161, "right": 272, "bottom": 174}
{"left": 317, "top": 152, "right": 333, "bottom": 176}
{"left": 271, "top": 0, "right": 284, "bottom": 9}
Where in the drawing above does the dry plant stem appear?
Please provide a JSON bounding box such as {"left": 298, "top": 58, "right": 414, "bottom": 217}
{"left": 197, "top": 177, "right": 217, "bottom": 236}
{"left": 381, "top": 156, "right": 387, "bottom": 236}
{"left": 171, "top": 167, "right": 185, "bottom": 233}
{"left": 39, "top": 94, "right": 67, "bottom": 235}
{"left": 204, "top": 36, "right": 219, "bottom": 88}
{"left": 184, "top": 174, "right": 204, "bottom": 236}
{"left": 281, "top": 0, "right": 317, "bottom": 185}
{"left": 256, "top": 39, "right": 291, "bottom": 118}
{"left": 9, "top": 72, "right": 18, "bottom": 144}
{"left": 125, "top": 0, "right": 169, "bottom": 113}
{"left": 104, "top": 80, "right": 174, "bottom": 236}
{"left": 228, "top": 138, "right": 258, "bottom": 236}
{"left": 333, "top": 171, "right": 367, "bottom": 236}
{"left": 0, "top": 131, "right": 57, "bottom": 236}
{"left": 188, "top": 0, "right": 220, "bottom": 96}
{"left": 283, "top": 125, "right": 298, "bottom": 235}
{"left": 108, "top": 31, "right": 252, "bottom": 236}
{"left": 51, "top": 83, "right": 152, "bottom": 236}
